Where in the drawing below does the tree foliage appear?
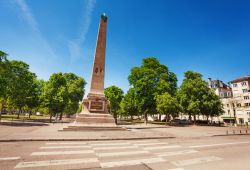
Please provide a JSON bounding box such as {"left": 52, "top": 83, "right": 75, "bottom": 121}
{"left": 128, "top": 57, "right": 177, "bottom": 123}
{"left": 120, "top": 87, "right": 138, "bottom": 120}
{"left": 42, "top": 73, "right": 68, "bottom": 122}
{"left": 0, "top": 51, "right": 10, "bottom": 99}
{"left": 156, "top": 92, "right": 181, "bottom": 123}
{"left": 63, "top": 73, "right": 86, "bottom": 116}
{"left": 105, "top": 86, "right": 124, "bottom": 124}
{"left": 178, "top": 71, "right": 224, "bottom": 123}
{"left": 7, "top": 60, "right": 37, "bottom": 118}
{"left": 0, "top": 51, "right": 225, "bottom": 124}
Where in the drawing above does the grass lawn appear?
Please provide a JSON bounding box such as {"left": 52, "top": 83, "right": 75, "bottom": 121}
{"left": 121, "top": 119, "right": 169, "bottom": 125}
{"left": 0, "top": 114, "right": 49, "bottom": 121}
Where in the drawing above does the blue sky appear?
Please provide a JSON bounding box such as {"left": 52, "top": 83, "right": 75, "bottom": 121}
{"left": 1, "top": 0, "right": 250, "bottom": 94}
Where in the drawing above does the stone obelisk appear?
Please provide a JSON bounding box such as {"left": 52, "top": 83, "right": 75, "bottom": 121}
{"left": 76, "top": 13, "right": 116, "bottom": 126}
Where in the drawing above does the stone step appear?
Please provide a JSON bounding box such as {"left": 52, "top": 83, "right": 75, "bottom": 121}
{"left": 76, "top": 117, "right": 115, "bottom": 124}
{"left": 77, "top": 113, "right": 113, "bottom": 118}
{"left": 62, "top": 126, "right": 126, "bottom": 131}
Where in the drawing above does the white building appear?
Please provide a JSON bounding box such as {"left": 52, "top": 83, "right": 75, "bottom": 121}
{"left": 230, "top": 75, "right": 250, "bottom": 124}
{"left": 208, "top": 78, "right": 235, "bottom": 123}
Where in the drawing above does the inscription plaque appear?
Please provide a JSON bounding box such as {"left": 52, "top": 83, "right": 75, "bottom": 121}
{"left": 89, "top": 101, "right": 104, "bottom": 111}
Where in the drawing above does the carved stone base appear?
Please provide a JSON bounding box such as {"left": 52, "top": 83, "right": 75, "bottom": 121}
{"left": 75, "top": 94, "right": 116, "bottom": 126}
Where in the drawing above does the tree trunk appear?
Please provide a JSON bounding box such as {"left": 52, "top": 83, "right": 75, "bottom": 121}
{"left": 130, "top": 115, "right": 133, "bottom": 121}
{"left": 114, "top": 113, "right": 117, "bottom": 125}
{"left": 29, "top": 110, "right": 32, "bottom": 119}
{"left": 0, "top": 102, "right": 3, "bottom": 121}
{"left": 49, "top": 113, "right": 53, "bottom": 123}
{"left": 59, "top": 112, "right": 63, "bottom": 120}
{"left": 165, "top": 114, "right": 168, "bottom": 126}
{"left": 167, "top": 114, "right": 171, "bottom": 122}
{"left": 17, "top": 108, "right": 21, "bottom": 119}
{"left": 188, "top": 113, "right": 192, "bottom": 121}
{"left": 159, "top": 114, "right": 161, "bottom": 121}
{"left": 193, "top": 114, "right": 196, "bottom": 124}
{"left": 144, "top": 112, "right": 148, "bottom": 125}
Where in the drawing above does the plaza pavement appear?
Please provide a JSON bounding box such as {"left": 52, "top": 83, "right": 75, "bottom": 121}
{"left": 0, "top": 120, "right": 249, "bottom": 141}
{"left": 1, "top": 121, "right": 250, "bottom": 169}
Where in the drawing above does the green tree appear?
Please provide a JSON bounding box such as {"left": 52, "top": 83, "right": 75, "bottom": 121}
{"left": 36, "top": 80, "right": 48, "bottom": 115}
{"left": 26, "top": 79, "right": 40, "bottom": 118}
{"left": 63, "top": 73, "right": 86, "bottom": 117}
{"left": 7, "top": 60, "right": 37, "bottom": 119}
{"left": 201, "top": 90, "right": 224, "bottom": 121}
{"left": 156, "top": 92, "right": 181, "bottom": 125}
{"left": 178, "top": 71, "right": 223, "bottom": 124}
{"left": 128, "top": 57, "right": 177, "bottom": 124}
{"left": 42, "top": 73, "right": 68, "bottom": 122}
{"left": 120, "top": 87, "right": 138, "bottom": 120}
{"left": 104, "top": 86, "right": 124, "bottom": 124}
{"left": 0, "top": 51, "right": 9, "bottom": 120}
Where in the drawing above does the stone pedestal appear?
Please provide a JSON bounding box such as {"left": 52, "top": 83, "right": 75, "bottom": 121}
{"left": 76, "top": 93, "right": 116, "bottom": 125}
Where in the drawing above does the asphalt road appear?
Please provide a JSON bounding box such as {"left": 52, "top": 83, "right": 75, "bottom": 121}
{"left": 1, "top": 135, "right": 250, "bottom": 170}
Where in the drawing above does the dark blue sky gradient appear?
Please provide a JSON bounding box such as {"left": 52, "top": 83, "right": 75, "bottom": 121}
{"left": 1, "top": 0, "right": 250, "bottom": 92}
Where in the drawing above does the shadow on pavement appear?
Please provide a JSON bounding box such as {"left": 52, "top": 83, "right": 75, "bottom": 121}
{"left": 0, "top": 121, "right": 49, "bottom": 127}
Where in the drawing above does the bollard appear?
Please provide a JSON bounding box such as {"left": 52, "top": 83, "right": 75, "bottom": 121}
{"left": 226, "top": 130, "right": 228, "bottom": 135}
{"left": 246, "top": 130, "right": 248, "bottom": 134}
{"left": 240, "top": 130, "right": 242, "bottom": 134}
{"left": 233, "top": 130, "right": 235, "bottom": 134}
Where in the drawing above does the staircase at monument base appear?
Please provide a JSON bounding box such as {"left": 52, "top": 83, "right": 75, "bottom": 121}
{"left": 61, "top": 112, "right": 126, "bottom": 131}
{"left": 61, "top": 125, "right": 126, "bottom": 131}
{"left": 76, "top": 113, "right": 115, "bottom": 124}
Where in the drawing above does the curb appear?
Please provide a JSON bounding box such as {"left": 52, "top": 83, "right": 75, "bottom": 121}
{"left": 213, "top": 133, "right": 250, "bottom": 137}
{"left": 0, "top": 136, "right": 175, "bottom": 142}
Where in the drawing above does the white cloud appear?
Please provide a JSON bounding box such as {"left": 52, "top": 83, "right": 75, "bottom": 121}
{"left": 14, "top": 0, "right": 57, "bottom": 59}
{"left": 68, "top": 0, "right": 96, "bottom": 64}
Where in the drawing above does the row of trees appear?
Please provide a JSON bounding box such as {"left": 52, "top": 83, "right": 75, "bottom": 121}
{"left": 1, "top": 50, "right": 222, "bottom": 124}
{"left": 105, "top": 57, "right": 223, "bottom": 124}
{"left": 0, "top": 51, "right": 86, "bottom": 122}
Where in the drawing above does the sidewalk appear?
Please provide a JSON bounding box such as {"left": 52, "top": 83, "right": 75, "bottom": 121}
{"left": 0, "top": 120, "right": 249, "bottom": 141}
{"left": 0, "top": 121, "right": 173, "bottom": 141}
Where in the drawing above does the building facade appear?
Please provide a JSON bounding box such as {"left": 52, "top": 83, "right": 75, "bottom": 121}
{"left": 208, "top": 76, "right": 250, "bottom": 125}
{"left": 208, "top": 78, "right": 235, "bottom": 123}
{"left": 230, "top": 75, "right": 250, "bottom": 124}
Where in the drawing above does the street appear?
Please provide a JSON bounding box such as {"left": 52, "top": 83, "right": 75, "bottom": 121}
{"left": 1, "top": 135, "right": 250, "bottom": 170}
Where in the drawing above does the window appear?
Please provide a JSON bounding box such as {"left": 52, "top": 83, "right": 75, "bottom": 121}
{"left": 243, "top": 89, "right": 248, "bottom": 93}
{"left": 245, "top": 103, "right": 250, "bottom": 106}
{"left": 247, "top": 112, "right": 250, "bottom": 122}
{"left": 228, "top": 110, "right": 230, "bottom": 114}
{"left": 227, "top": 104, "right": 229, "bottom": 107}
{"left": 244, "top": 96, "right": 250, "bottom": 100}
{"left": 237, "top": 103, "right": 241, "bottom": 107}
{"left": 233, "top": 83, "right": 238, "bottom": 87}
{"left": 241, "top": 82, "right": 247, "bottom": 86}
{"left": 239, "top": 118, "right": 244, "bottom": 124}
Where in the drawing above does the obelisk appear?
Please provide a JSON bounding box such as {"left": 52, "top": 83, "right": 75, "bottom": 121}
{"left": 76, "top": 13, "right": 116, "bottom": 125}
{"left": 88, "top": 13, "right": 107, "bottom": 96}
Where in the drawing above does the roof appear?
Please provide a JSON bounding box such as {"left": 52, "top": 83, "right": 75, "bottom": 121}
{"left": 230, "top": 75, "right": 250, "bottom": 83}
